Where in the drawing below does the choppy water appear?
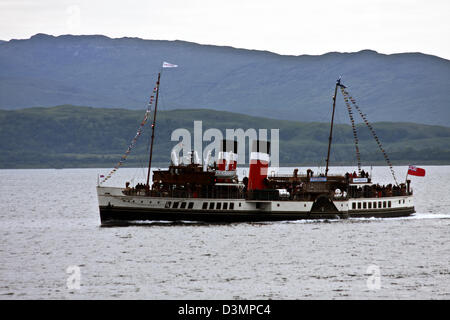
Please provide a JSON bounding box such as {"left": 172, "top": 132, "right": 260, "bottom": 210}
{"left": 0, "top": 165, "right": 449, "bottom": 299}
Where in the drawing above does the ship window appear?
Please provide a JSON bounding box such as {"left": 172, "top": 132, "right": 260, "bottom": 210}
{"left": 368, "top": 202, "right": 372, "bottom": 209}
{"left": 352, "top": 203, "right": 356, "bottom": 210}
{"left": 141, "top": 201, "right": 143, "bottom": 203}
{"left": 388, "top": 201, "right": 391, "bottom": 208}
{"left": 180, "top": 202, "right": 187, "bottom": 209}
{"left": 398, "top": 200, "right": 401, "bottom": 204}
{"left": 403, "top": 199, "right": 405, "bottom": 204}
{"left": 202, "top": 202, "right": 208, "bottom": 210}
{"left": 363, "top": 202, "right": 367, "bottom": 209}
{"left": 216, "top": 202, "right": 222, "bottom": 210}
{"left": 277, "top": 203, "right": 280, "bottom": 207}
{"left": 378, "top": 201, "right": 382, "bottom": 208}
{"left": 173, "top": 202, "right": 179, "bottom": 209}
{"left": 209, "top": 202, "right": 215, "bottom": 210}
{"left": 358, "top": 202, "right": 361, "bottom": 209}
{"left": 188, "top": 202, "right": 194, "bottom": 209}
{"left": 383, "top": 201, "right": 386, "bottom": 208}
{"left": 230, "top": 203, "right": 234, "bottom": 210}
{"left": 223, "top": 203, "right": 228, "bottom": 210}
{"left": 373, "top": 202, "right": 377, "bottom": 209}
{"left": 239, "top": 203, "right": 242, "bottom": 207}
{"left": 165, "top": 201, "right": 171, "bottom": 208}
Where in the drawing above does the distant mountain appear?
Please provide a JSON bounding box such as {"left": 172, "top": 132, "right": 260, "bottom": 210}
{"left": 0, "top": 34, "right": 449, "bottom": 126}
{"left": 1, "top": 105, "right": 449, "bottom": 168}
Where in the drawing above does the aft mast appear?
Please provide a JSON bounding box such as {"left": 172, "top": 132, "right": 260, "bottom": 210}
{"left": 325, "top": 78, "right": 345, "bottom": 176}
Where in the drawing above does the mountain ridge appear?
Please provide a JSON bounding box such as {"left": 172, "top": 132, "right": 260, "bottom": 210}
{"left": 1, "top": 33, "right": 449, "bottom": 126}
{"left": 15, "top": 33, "right": 448, "bottom": 61}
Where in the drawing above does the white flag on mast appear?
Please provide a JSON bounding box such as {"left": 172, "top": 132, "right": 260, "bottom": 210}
{"left": 162, "top": 61, "right": 178, "bottom": 68}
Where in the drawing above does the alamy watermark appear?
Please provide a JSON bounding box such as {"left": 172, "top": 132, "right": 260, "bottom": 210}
{"left": 66, "top": 5, "right": 81, "bottom": 32}
{"left": 366, "top": 264, "right": 381, "bottom": 290}
{"left": 170, "top": 120, "right": 279, "bottom": 167}
{"left": 66, "top": 265, "right": 81, "bottom": 290}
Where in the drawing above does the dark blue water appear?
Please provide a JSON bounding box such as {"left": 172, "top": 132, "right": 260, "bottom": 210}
{"left": 0, "top": 166, "right": 449, "bottom": 299}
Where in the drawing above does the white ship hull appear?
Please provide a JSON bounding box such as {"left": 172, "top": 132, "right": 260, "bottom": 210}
{"left": 97, "top": 186, "right": 415, "bottom": 224}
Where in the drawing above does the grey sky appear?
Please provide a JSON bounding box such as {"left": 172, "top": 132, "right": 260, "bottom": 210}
{"left": 0, "top": 0, "right": 449, "bottom": 59}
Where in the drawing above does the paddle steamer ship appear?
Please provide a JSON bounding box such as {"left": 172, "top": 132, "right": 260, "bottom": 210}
{"left": 97, "top": 74, "right": 415, "bottom": 224}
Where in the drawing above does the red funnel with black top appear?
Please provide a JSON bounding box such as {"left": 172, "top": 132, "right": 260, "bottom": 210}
{"left": 248, "top": 140, "right": 270, "bottom": 190}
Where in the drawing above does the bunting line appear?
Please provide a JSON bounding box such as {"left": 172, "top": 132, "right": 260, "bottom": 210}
{"left": 340, "top": 87, "right": 399, "bottom": 186}
{"left": 100, "top": 86, "right": 158, "bottom": 184}
{"left": 341, "top": 88, "right": 362, "bottom": 173}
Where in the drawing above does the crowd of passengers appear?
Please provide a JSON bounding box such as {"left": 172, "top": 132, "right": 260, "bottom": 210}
{"left": 349, "top": 183, "right": 409, "bottom": 198}
{"left": 344, "top": 169, "right": 370, "bottom": 181}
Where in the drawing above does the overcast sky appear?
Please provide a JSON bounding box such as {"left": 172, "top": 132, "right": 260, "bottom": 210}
{"left": 0, "top": 0, "right": 449, "bottom": 59}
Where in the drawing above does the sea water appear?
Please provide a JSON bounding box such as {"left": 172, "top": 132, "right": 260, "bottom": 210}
{"left": 0, "top": 166, "right": 449, "bottom": 299}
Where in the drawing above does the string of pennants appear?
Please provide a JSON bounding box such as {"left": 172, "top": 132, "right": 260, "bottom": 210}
{"left": 341, "top": 88, "right": 362, "bottom": 174}
{"left": 100, "top": 84, "right": 158, "bottom": 184}
{"left": 340, "top": 86, "right": 399, "bottom": 186}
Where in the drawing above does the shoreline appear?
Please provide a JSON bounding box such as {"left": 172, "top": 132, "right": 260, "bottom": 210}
{"left": 1, "top": 162, "right": 449, "bottom": 170}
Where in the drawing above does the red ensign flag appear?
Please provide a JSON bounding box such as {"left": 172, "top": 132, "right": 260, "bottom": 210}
{"left": 408, "top": 165, "right": 426, "bottom": 177}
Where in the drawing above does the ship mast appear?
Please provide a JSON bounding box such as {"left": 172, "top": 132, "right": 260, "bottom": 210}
{"left": 146, "top": 72, "right": 161, "bottom": 189}
{"left": 325, "top": 78, "right": 345, "bottom": 177}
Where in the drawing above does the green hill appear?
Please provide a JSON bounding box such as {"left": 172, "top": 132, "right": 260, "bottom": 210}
{"left": 1, "top": 105, "right": 450, "bottom": 168}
